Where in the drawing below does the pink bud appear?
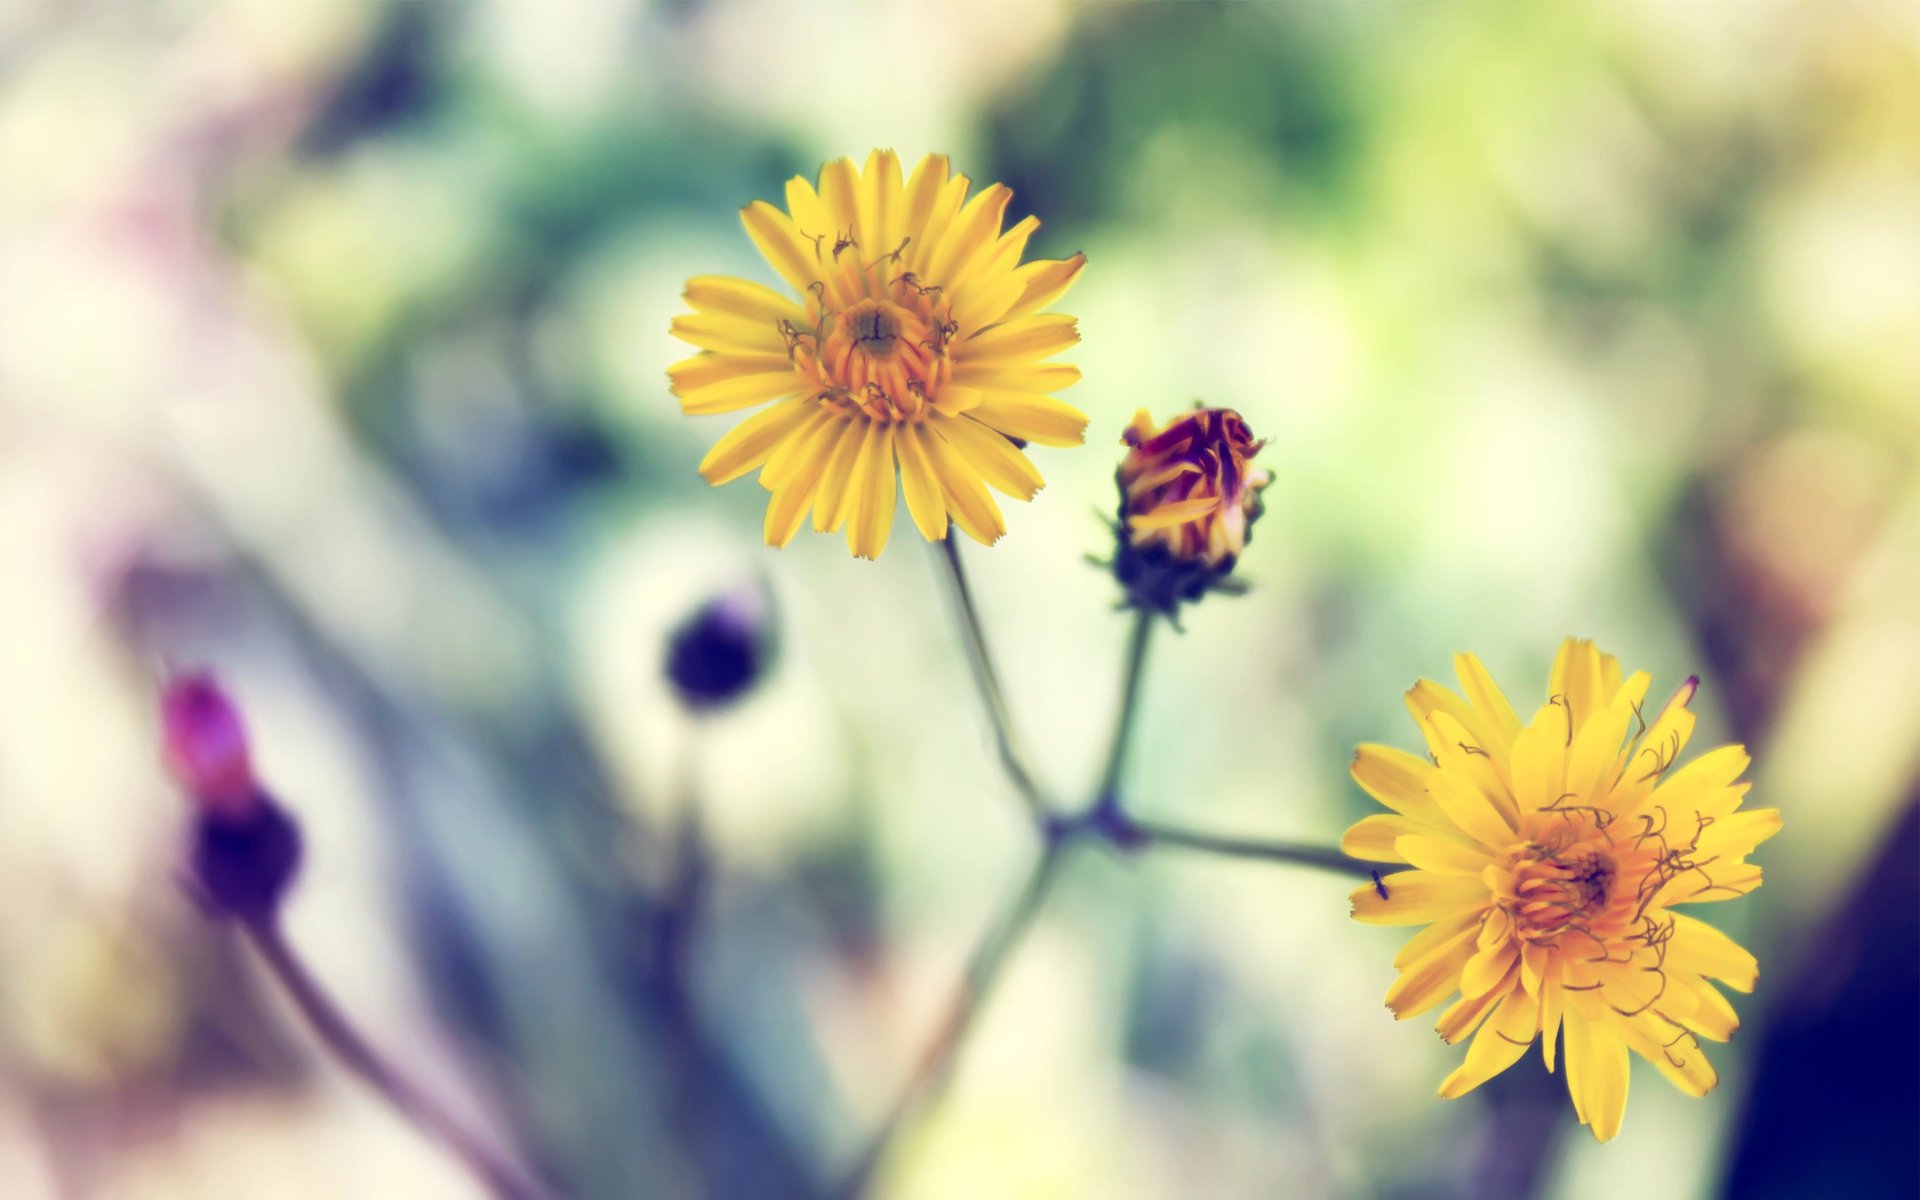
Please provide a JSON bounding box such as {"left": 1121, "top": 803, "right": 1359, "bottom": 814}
{"left": 161, "top": 673, "right": 257, "bottom": 817}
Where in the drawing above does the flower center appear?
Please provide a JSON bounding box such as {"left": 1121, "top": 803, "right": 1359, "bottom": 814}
{"left": 783, "top": 258, "right": 957, "bottom": 424}
{"left": 1501, "top": 813, "right": 1626, "bottom": 947}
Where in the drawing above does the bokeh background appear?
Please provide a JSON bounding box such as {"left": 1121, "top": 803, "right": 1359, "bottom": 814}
{"left": 2, "top": 1, "right": 1916, "bottom": 1197}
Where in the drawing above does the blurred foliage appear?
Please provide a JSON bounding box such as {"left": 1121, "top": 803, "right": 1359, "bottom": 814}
{"left": 0, "top": 1, "right": 1915, "bottom": 1197}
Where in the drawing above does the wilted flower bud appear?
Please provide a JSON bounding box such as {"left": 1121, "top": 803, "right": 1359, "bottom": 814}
{"left": 160, "top": 674, "right": 302, "bottom": 921}
{"left": 1110, "top": 406, "right": 1271, "bottom": 615}
{"left": 665, "top": 587, "right": 777, "bottom": 711}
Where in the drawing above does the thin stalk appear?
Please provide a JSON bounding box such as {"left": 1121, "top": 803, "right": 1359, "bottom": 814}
{"left": 835, "top": 846, "right": 1066, "bottom": 1198}
{"left": 933, "top": 535, "right": 1046, "bottom": 820}
{"left": 1125, "top": 818, "right": 1375, "bottom": 879}
{"left": 241, "top": 918, "right": 546, "bottom": 1200}
{"left": 1093, "top": 609, "right": 1155, "bottom": 805}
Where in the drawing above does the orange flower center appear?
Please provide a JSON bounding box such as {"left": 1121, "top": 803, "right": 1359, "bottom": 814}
{"left": 1506, "top": 824, "right": 1621, "bottom": 945}
{"left": 784, "top": 265, "right": 956, "bottom": 424}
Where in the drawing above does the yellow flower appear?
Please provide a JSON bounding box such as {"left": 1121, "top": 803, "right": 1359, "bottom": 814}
{"left": 1344, "top": 638, "right": 1779, "bottom": 1142}
{"left": 668, "top": 151, "right": 1088, "bottom": 559}
{"left": 1110, "top": 406, "right": 1270, "bottom": 613}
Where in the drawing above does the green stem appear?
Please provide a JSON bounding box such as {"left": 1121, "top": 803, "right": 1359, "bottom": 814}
{"left": 1124, "top": 819, "right": 1375, "bottom": 879}
{"left": 934, "top": 535, "right": 1046, "bottom": 821}
{"left": 1093, "top": 609, "right": 1155, "bottom": 805}
{"left": 834, "top": 846, "right": 1065, "bottom": 1197}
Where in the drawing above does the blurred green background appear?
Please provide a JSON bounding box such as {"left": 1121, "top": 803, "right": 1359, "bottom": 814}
{"left": 1, "top": 1, "right": 1916, "bottom": 1197}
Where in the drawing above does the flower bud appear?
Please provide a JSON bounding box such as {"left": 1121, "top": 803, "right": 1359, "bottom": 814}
{"left": 1110, "top": 406, "right": 1271, "bottom": 615}
{"left": 160, "top": 674, "right": 302, "bottom": 920}
{"left": 189, "top": 795, "right": 303, "bottom": 921}
{"left": 665, "top": 587, "right": 777, "bottom": 711}
{"left": 160, "top": 673, "right": 258, "bottom": 818}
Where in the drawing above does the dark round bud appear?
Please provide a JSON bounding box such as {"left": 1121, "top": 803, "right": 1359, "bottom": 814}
{"left": 665, "top": 589, "right": 775, "bottom": 711}
{"left": 189, "top": 795, "right": 303, "bottom": 921}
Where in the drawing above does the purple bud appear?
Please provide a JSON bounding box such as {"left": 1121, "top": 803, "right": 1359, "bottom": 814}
{"left": 189, "top": 793, "right": 303, "bottom": 921}
{"left": 161, "top": 673, "right": 257, "bottom": 817}
{"left": 665, "top": 588, "right": 776, "bottom": 711}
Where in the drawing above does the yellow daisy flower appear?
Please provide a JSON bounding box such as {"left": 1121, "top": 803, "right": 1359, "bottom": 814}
{"left": 668, "top": 151, "right": 1088, "bottom": 559}
{"left": 1344, "top": 638, "right": 1779, "bottom": 1142}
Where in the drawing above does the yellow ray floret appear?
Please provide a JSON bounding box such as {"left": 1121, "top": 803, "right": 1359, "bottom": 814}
{"left": 1344, "top": 638, "right": 1777, "bottom": 1142}
{"left": 668, "top": 151, "right": 1088, "bottom": 559}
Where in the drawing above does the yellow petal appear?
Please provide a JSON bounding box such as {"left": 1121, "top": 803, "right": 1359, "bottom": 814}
{"left": 1696, "top": 808, "right": 1783, "bottom": 858}
{"left": 1439, "top": 985, "right": 1537, "bottom": 1098}
{"left": 967, "top": 391, "right": 1088, "bottom": 447}
{"left": 1341, "top": 814, "right": 1425, "bottom": 863}
{"left": 1621, "top": 1014, "right": 1717, "bottom": 1097}
{"left": 949, "top": 213, "right": 1035, "bottom": 301}
{"left": 1128, "top": 496, "right": 1218, "bottom": 531}
{"left": 1351, "top": 744, "right": 1444, "bottom": 824}
{"left": 1397, "top": 834, "right": 1488, "bottom": 875}
{"left": 844, "top": 422, "right": 898, "bottom": 560}
{"left": 962, "top": 313, "right": 1080, "bottom": 364}
{"left": 1436, "top": 970, "right": 1515, "bottom": 1044}
{"left": 907, "top": 173, "right": 971, "bottom": 276}
{"left": 1428, "top": 771, "right": 1515, "bottom": 850}
{"left": 999, "top": 253, "right": 1085, "bottom": 323}
{"left": 1666, "top": 913, "right": 1759, "bottom": 991}
{"left": 1567, "top": 671, "right": 1648, "bottom": 801}
{"left": 1676, "top": 976, "right": 1740, "bottom": 1041}
{"left": 1426, "top": 711, "right": 1518, "bottom": 824}
{"left": 671, "top": 312, "right": 789, "bottom": 355}
{"left": 1350, "top": 871, "right": 1487, "bottom": 926}
{"left": 698, "top": 397, "right": 815, "bottom": 485}
{"left": 920, "top": 419, "right": 1005, "bottom": 545}
{"left": 669, "top": 353, "right": 801, "bottom": 415}
{"left": 900, "top": 154, "right": 951, "bottom": 248}
{"left": 1385, "top": 919, "right": 1479, "bottom": 1019}
{"left": 1398, "top": 921, "right": 1473, "bottom": 973}
{"left": 951, "top": 271, "right": 1030, "bottom": 337}
{"left": 1460, "top": 937, "right": 1519, "bottom": 999}
{"left": 684, "top": 275, "right": 804, "bottom": 323}
{"left": 931, "top": 414, "right": 1045, "bottom": 500}
{"left": 1540, "top": 977, "right": 1564, "bottom": 1072}
{"left": 1661, "top": 861, "right": 1763, "bottom": 906}
{"left": 762, "top": 417, "right": 841, "bottom": 547}
{"left": 952, "top": 361, "right": 1082, "bottom": 393}
{"left": 861, "top": 149, "right": 904, "bottom": 262}
{"left": 741, "top": 200, "right": 820, "bottom": 294}
{"left": 1649, "top": 744, "right": 1752, "bottom": 809}
{"left": 926, "top": 183, "right": 1011, "bottom": 288}
{"left": 1509, "top": 712, "right": 1566, "bottom": 813}
{"left": 895, "top": 422, "right": 949, "bottom": 541}
{"left": 811, "top": 417, "right": 871, "bottom": 533}
{"left": 1453, "top": 653, "right": 1523, "bottom": 748}
{"left": 760, "top": 408, "right": 836, "bottom": 491}
{"left": 1563, "top": 1014, "right": 1630, "bottom": 1142}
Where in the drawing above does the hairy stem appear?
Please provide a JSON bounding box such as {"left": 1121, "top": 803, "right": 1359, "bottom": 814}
{"left": 1093, "top": 609, "right": 1155, "bottom": 805}
{"left": 242, "top": 918, "right": 546, "bottom": 1200}
{"left": 1124, "top": 819, "right": 1375, "bottom": 878}
{"left": 934, "top": 535, "right": 1047, "bottom": 821}
{"left": 834, "top": 846, "right": 1066, "bottom": 1197}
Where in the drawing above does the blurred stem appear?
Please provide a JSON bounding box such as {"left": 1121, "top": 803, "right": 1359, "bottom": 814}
{"left": 834, "top": 845, "right": 1066, "bottom": 1198}
{"left": 1122, "top": 819, "right": 1374, "bottom": 878}
{"left": 241, "top": 917, "right": 546, "bottom": 1200}
{"left": 934, "top": 535, "right": 1047, "bottom": 821}
{"left": 1093, "top": 609, "right": 1155, "bottom": 805}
